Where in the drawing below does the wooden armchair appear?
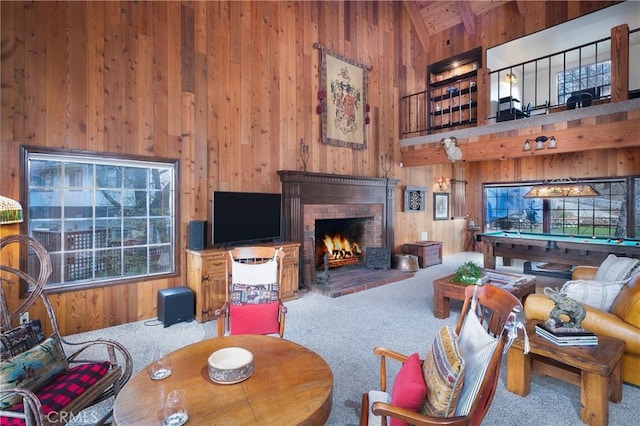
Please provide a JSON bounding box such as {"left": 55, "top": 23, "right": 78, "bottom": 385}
{"left": 214, "top": 246, "right": 287, "bottom": 338}
{"left": 360, "top": 284, "right": 523, "bottom": 426}
{"left": 0, "top": 235, "right": 133, "bottom": 426}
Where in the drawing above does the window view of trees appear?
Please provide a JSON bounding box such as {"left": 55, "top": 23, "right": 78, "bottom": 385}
{"left": 484, "top": 180, "right": 630, "bottom": 238}
{"left": 557, "top": 60, "right": 611, "bottom": 104}
{"left": 25, "top": 149, "right": 177, "bottom": 289}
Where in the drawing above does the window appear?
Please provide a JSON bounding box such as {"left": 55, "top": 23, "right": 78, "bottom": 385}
{"left": 23, "top": 147, "right": 178, "bottom": 289}
{"left": 484, "top": 185, "right": 542, "bottom": 232}
{"left": 484, "top": 179, "right": 629, "bottom": 238}
{"left": 557, "top": 60, "right": 611, "bottom": 104}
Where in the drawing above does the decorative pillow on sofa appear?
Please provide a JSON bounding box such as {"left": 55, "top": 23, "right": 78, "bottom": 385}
{"left": 0, "top": 335, "right": 68, "bottom": 409}
{"left": 1, "top": 319, "right": 44, "bottom": 361}
{"left": 561, "top": 279, "right": 624, "bottom": 311}
{"left": 595, "top": 254, "right": 639, "bottom": 283}
{"left": 420, "top": 325, "right": 465, "bottom": 417}
{"left": 389, "top": 353, "right": 427, "bottom": 426}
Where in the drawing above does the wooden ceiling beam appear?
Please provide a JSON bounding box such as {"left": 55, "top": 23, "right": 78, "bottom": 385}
{"left": 515, "top": 0, "right": 528, "bottom": 15}
{"left": 456, "top": 1, "right": 475, "bottom": 35}
{"left": 400, "top": 113, "right": 640, "bottom": 166}
{"left": 403, "top": 0, "right": 430, "bottom": 53}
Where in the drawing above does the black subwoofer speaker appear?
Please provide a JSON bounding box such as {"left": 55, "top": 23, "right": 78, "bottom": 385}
{"left": 157, "top": 286, "right": 194, "bottom": 328}
{"left": 188, "top": 220, "right": 207, "bottom": 250}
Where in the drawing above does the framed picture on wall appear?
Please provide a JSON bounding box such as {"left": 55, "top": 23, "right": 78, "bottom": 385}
{"left": 434, "top": 192, "right": 449, "bottom": 220}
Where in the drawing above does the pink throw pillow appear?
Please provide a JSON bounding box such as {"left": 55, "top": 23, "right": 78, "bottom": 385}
{"left": 389, "top": 353, "right": 427, "bottom": 426}
{"left": 229, "top": 302, "right": 280, "bottom": 335}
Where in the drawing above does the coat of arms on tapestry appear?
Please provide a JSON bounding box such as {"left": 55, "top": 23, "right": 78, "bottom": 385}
{"left": 315, "top": 43, "right": 371, "bottom": 150}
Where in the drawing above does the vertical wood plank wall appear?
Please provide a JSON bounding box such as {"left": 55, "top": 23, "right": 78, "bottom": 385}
{"left": 0, "top": 1, "right": 635, "bottom": 334}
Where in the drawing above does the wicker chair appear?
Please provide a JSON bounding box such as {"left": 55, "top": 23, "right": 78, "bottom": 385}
{"left": 0, "top": 235, "right": 133, "bottom": 426}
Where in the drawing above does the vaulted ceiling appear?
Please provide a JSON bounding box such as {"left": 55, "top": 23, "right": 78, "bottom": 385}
{"left": 405, "top": 0, "right": 512, "bottom": 39}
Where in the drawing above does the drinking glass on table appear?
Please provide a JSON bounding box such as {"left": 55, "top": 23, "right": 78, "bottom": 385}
{"left": 163, "top": 389, "right": 188, "bottom": 426}
{"left": 150, "top": 349, "right": 172, "bottom": 380}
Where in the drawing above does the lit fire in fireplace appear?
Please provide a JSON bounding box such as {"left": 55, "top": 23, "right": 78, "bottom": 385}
{"left": 318, "top": 233, "right": 363, "bottom": 268}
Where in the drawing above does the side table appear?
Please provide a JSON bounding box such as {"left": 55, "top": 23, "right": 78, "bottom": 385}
{"left": 506, "top": 320, "right": 624, "bottom": 426}
{"left": 402, "top": 241, "right": 442, "bottom": 268}
{"left": 432, "top": 269, "right": 535, "bottom": 319}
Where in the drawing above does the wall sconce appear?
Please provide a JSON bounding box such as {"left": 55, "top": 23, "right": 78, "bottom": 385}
{"left": 523, "top": 135, "right": 557, "bottom": 151}
{"left": 535, "top": 136, "right": 548, "bottom": 150}
{"left": 436, "top": 177, "right": 450, "bottom": 191}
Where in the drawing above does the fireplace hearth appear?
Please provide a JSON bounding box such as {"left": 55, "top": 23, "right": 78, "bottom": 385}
{"left": 278, "top": 171, "right": 400, "bottom": 289}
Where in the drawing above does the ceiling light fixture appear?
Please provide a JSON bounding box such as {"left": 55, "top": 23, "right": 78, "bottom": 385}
{"left": 523, "top": 178, "right": 600, "bottom": 198}
{"left": 0, "top": 195, "right": 24, "bottom": 224}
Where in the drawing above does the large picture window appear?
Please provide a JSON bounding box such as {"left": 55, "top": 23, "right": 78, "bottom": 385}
{"left": 484, "top": 179, "right": 630, "bottom": 238}
{"left": 23, "top": 147, "right": 178, "bottom": 289}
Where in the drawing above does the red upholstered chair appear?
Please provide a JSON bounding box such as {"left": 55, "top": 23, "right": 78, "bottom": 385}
{"left": 214, "top": 246, "right": 287, "bottom": 338}
{"left": 0, "top": 235, "right": 132, "bottom": 426}
{"left": 360, "top": 284, "right": 523, "bottom": 426}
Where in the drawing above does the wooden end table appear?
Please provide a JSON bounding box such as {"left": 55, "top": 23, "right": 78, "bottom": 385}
{"left": 113, "top": 335, "right": 333, "bottom": 425}
{"left": 506, "top": 320, "right": 624, "bottom": 426}
{"left": 432, "top": 269, "right": 536, "bottom": 319}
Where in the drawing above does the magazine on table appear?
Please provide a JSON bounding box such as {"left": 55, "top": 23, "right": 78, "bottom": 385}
{"left": 535, "top": 323, "right": 598, "bottom": 346}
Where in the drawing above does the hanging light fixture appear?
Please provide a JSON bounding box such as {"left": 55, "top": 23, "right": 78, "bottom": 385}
{"left": 0, "top": 195, "right": 24, "bottom": 224}
{"left": 504, "top": 73, "right": 518, "bottom": 84}
{"left": 523, "top": 179, "right": 600, "bottom": 198}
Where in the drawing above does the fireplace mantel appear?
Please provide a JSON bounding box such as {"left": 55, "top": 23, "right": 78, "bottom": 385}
{"left": 278, "top": 171, "right": 400, "bottom": 279}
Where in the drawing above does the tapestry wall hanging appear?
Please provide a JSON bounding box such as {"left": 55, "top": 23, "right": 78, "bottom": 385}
{"left": 314, "top": 43, "right": 372, "bottom": 150}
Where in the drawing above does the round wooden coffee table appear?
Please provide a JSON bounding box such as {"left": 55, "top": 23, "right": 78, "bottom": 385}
{"left": 113, "top": 335, "right": 333, "bottom": 425}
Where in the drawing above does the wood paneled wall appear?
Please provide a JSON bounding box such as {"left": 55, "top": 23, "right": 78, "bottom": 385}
{"left": 1, "top": 1, "right": 430, "bottom": 334}
{"left": 0, "top": 1, "right": 631, "bottom": 335}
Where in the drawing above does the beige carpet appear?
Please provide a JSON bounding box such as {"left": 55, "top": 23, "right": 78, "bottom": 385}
{"left": 65, "top": 252, "right": 637, "bottom": 426}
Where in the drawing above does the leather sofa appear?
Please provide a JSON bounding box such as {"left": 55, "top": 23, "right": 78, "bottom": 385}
{"left": 524, "top": 266, "right": 640, "bottom": 386}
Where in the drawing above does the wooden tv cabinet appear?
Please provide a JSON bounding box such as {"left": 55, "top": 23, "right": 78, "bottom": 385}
{"left": 186, "top": 242, "right": 300, "bottom": 323}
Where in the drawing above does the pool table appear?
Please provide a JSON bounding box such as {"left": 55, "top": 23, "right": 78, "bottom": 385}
{"left": 478, "top": 231, "right": 640, "bottom": 269}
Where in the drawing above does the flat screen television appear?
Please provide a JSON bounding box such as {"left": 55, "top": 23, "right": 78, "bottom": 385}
{"left": 212, "top": 191, "right": 282, "bottom": 246}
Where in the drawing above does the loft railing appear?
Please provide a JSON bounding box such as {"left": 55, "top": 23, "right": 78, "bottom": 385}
{"left": 400, "top": 75, "right": 477, "bottom": 136}
{"left": 400, "top": 26, "right": 639, "bottom": 137}
{"left": 490, "top": 27, "right": 639, "bottom": 122}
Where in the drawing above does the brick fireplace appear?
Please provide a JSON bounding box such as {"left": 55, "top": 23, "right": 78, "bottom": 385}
{"left": 278, "top": 171, "right": 399, "bottom": 285}
{"left": 310, "top": 204, "right": 382, "bottom": 270}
